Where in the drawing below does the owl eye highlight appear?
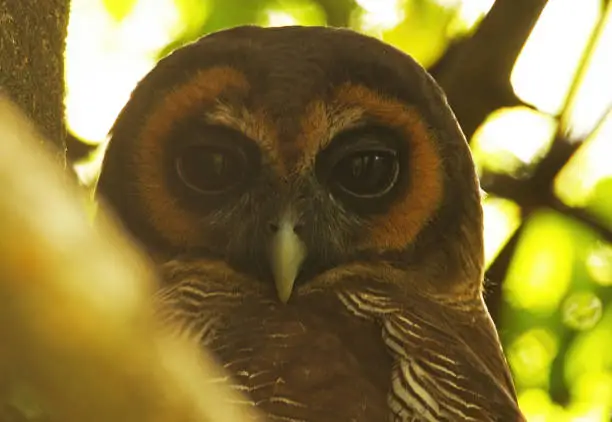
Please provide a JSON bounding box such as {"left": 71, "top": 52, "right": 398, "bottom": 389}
{"left": 176, "top": 145, "right": 246, "bottom": 194}
{"left": 331, "top": 150, "right": 399, "bottom": 198}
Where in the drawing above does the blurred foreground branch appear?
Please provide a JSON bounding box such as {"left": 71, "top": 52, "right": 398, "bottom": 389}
{"left": 0, "top": 96, "right": 263, "bottom": 422}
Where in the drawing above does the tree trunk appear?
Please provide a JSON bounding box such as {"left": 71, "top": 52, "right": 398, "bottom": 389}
{"left": 0, "top": 0, "right": 69, "bottom": 167}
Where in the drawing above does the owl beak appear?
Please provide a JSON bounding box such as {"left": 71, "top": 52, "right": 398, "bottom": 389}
{"left": 269, "top": 212, "right": 307, "bottom": 303}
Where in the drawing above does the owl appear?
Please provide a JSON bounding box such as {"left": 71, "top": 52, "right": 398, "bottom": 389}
{"left": 96, "top": 25, "right": 525, "bottom": 421}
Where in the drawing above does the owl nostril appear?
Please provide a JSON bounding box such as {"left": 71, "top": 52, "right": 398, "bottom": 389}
{"left": 292, "top": 222, "right": 305, "bottom": 235}
{"left": 267, "top": 221, "right": 304, "bottom": 234}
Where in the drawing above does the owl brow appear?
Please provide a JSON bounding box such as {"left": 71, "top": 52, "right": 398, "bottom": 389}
{"left": 203, "top": 102, "right": 254, "bottom": 135}
{"left": 287, "top": 101, "right": 366, "bottom": 176}
{"left": 201, "top": 102, "right": 285, "bottom": 175}
{"left": 325, "top": 104, "right": 368, "bottom": 142}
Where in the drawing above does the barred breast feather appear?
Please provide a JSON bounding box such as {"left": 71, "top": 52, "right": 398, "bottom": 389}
{"left": 155, "top": 259, "right": 523, "bottom": 422}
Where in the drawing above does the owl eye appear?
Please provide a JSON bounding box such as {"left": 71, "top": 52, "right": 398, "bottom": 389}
{"left": 331, "top": 150, "right": 399, "bottom": 198}
{"left": 176, "top": 145, "right": 247, "bottom": 194}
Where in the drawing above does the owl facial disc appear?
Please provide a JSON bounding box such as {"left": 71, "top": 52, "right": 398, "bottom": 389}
{"left": 269, "top": 210, "right": 307, "bottom": 303}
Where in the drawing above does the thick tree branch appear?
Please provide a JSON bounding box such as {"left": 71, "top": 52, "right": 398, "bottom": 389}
{"left": 431, "top": 0, "right": 549, "bottom": 138}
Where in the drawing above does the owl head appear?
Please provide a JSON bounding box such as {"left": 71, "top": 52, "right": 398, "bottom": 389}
{"left": 97, "top": 25, "right": 484, "bottom": 303}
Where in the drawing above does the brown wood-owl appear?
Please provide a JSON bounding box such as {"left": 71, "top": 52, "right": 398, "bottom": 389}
{"left": 97, "top": 25, "right": 525, "bottom": 421}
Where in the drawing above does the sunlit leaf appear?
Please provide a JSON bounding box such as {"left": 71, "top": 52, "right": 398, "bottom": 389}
{"left": 518, "top": 388, "right": 568, "bottom": 422}
{"left": 265, "top": 10, "right": 299, "bottom": 26}
{"left": 570, "top": 372, "right": 612, "bottom": 421}
{"left": 511, "top": 0, "right": 601, "bottom": 115}
{"left": 586, "top": 242, "right": 612, "bottom": 287}
{"left": 503, "top": 211, "right": 577, "bottom": 313}
{"left": 261, "top": 0, "right": 327, "bottom": 26}
{"left": 584, "top": 178, "right": 612, "bottom": 235}
{"left": 555, "top": 111, "right": 612, "bottom": 208}
{"left": 508, "top": 328, "right": 558, "bottom": 388}
{"left": 565, "top": 402, "right": 611, "bottom": 422}
{"left": 562, "top": 5, "right": 612, "bottom": 141}
{"left": 574, "top": 372, "right": 612, "bottom": 406}
{"left": 173, "top": 0, "right": 212, "bottom": 38}
{"left": 353, "top": 0, "right": 455, "bottom": 67}
{"left": 471, "top": 107, "right": 557, "bottom": 177}
{"left": 195, "top": 0, "right": 260, "bottom": 34}
{"left": 562, "top": 291, "right": 603, "bottom": 331}
{"left": 354, "top": 0, "right": 404, "bottom": 31}
{"left": 564, "top": 307, "right": 612, "bottom": 396}
{"left": 102, "top": 0, "right": 138, "bottom": 21}
{"left": 482, "top": 196, "right": 521, "bottom": 268}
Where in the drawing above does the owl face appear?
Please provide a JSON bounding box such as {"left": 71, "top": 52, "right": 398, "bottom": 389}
{"left": 98, "top": 25, "right": 484, "bottom": 303}
{"left": 96, "top": 26, "right": 523, "bottom": 420}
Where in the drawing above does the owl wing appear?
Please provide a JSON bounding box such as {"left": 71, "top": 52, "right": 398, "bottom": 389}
{"left": 338, "top": 287, "right": 525, "bottom": 422}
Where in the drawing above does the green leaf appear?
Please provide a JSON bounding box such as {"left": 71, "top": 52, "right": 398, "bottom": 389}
{"left": 102, "top": 0, "right": 138, "bottom": 21}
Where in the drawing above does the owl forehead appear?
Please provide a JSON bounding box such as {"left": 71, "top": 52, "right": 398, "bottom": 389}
{"left": 140, "top": 64, "right": 439, "bottom": 179}
{"left": 202, "top": 85, "right": 366, "bottom": 176}
{"left": 132, "top": 25, "right": 456, "bottom": 173}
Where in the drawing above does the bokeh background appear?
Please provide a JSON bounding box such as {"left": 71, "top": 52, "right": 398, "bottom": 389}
{"left": 63, "top": 0, "right": 612, "bottom": 420}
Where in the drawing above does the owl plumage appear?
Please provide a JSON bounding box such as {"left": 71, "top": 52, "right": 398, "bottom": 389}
{"left": 97, "top": 25, "right": 525, "bottom": 421}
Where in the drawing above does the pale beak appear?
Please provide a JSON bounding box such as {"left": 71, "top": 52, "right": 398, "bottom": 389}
{"left": 269, "top": 212, "right": 307, "bottom": 303}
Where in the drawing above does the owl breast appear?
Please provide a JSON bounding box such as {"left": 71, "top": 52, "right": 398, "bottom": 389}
{"left": 158, "top": 261, "right": 393, "bottom": 421}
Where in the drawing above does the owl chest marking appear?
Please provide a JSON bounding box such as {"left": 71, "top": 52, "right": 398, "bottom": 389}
{"left": 180, "top": 285, "right": 393, "bottom": 421}
{"left": 338, "top": 290, "right": 516, "bottom": 422}
{"left": 157, "top": 265, "right": 507, "bottom": 421}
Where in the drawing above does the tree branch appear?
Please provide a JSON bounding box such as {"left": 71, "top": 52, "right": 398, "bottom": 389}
{"left": 430, "top": 0, "right": 549, "bottom": 138}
